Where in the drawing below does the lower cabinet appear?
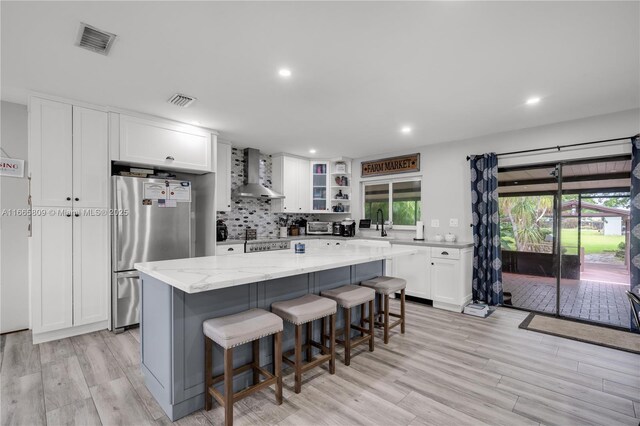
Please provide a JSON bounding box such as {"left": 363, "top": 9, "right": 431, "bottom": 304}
{"left": 391, "top": 247, "right": 431, "bottom": 299}
{"left": 215, "top": 244, "right": 244, "bottom": 256}
{"left": 31, "top": 209, "right": 109, "bottom": 342}
{"left": 390, "top": 244, "right": 473, "bottom": 312}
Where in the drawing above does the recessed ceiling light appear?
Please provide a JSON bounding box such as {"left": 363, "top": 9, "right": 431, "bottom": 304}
{"left": 526, "top": 97, "right": 541, "bottom": 105}
{"left": 401, "top": 126, "right": 412, "bottom": 134}
{"left": 278, "top": 68, "right": 292, "bottom": 78}
{"left": 309, "top": 149, "right": 317, "bottom": 154}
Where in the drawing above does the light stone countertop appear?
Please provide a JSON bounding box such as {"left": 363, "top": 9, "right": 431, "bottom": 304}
{"left": 135, "top": 244, "right": 418, "bottom": 294}
{"left": 217, "top": 236, "right": 473, "bottom": 249}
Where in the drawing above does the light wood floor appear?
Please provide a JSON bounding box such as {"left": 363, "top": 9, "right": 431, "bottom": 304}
{"left": 2, "top": 302, "right": 639, "bottom": 426}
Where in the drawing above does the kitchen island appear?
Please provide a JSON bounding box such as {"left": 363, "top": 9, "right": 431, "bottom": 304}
{"left": 134, "top": 243, "right": 417, "bottom": 421}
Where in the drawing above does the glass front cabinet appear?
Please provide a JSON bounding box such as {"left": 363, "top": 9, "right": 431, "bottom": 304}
{"left": 311, "top": 161, "right": 329, "bottom": 212}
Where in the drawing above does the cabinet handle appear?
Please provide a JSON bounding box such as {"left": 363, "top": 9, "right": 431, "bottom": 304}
{"left": 431, "top": 262, "right": 434, "bottom": 265}
{"left": 75, "top": 197, "right": 79, "bottom": 201}
{"left": 441, "top": 251, "right": 449, "bottom": 256}
{"left": 166, "top": 156, "right": 175, "bottom": 161}
{"left": 66, "top": 197, "right": 71, "bottom": 201}
{"left": 74, "top": 212, "right": 80, "bottom": 217}
{"left": 66, "top": 212, "right": 72, "bottom": 217}
{"left": 227, "top": 248, "right": 234, "bottom": 251}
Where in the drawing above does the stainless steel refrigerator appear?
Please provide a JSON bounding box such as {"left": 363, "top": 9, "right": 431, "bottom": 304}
{"left": 111, "top": 176, "right": 192, "bottom": 331}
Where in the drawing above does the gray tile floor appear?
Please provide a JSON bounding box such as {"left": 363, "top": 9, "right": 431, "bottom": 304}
{"left": 503, "top": 272, "right": 631, "bottom": 328}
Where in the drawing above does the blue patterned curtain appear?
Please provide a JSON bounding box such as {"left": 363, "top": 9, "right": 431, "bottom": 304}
{"left": 469, "top": 153, "right": 503, "bottom": 305}
{"left": 630, "top": 136, "right": 640, "bottom": 331}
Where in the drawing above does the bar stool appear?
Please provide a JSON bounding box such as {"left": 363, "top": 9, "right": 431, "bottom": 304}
{"left": 361, "top": 276, "right": 406, "bottom": 344}
{"left": 321, "top": 285, "right": 375, "bottom": 366}
{"left": 203, "top": 308, "right": 283, "bottom": 426}
{"left": 271, "top": 294, "right": 337, "bottom": 393}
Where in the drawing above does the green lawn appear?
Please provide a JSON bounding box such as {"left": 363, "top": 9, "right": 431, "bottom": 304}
{"left": 560, "top": 228, "right": 624, "bottom": 254}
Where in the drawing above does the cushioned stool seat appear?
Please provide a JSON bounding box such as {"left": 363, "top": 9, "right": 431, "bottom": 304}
{"left": 272, "top": 294, "right": 337, "bottom": 325}
{"left": 203, "top": 308, "right": 283, "bottom": 426}
{"left": 361, "top": 276, "right": 407, "bottom": 295}
{"left": 360, "top": 276, "right": 406, "bottom": 344}
{"left": 271, "top": 294, "right": 337, "bottom": 393}
{"left": 321, "top": 285, "right": 375, "bottom": 365}
{"left": 321, "top": 285, "right": 375, "bottom": 308}
{"left": 203, "top": 308, "right": 283, "bottom": 349}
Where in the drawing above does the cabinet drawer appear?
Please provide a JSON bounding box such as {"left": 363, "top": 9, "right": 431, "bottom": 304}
{"left": 431, "top": 247, "right": 460, "bottom": 260}
{"left": 216, "top": 244, "right": 244, "bottom": 256}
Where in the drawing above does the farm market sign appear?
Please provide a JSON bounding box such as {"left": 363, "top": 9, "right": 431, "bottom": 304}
{"left": 0, "top": 157, "right": 24, "bottom": 178}
{"left": 361, "top": 154, "right": 420, "bottom": 177}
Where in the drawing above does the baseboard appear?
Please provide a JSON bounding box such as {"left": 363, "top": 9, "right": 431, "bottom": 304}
{"left": 32, "top": 320, "right": 108, "bottom": 344}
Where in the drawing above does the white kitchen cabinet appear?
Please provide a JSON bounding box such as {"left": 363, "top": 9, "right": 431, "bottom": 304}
{"left": 31, "top": 214, "right": 74, "bottom": 333}
{"left": 311, "top": 161, "right": 330, "bottom": 212}
{"left": 391, "top": 247, "right": 431, "bottom": 299}
{"left": 216, "top": 244, "right": 244, "bottom": 256}
{"left": 272, "top": 155, "right": 310, "bottom": 213}
{"left": 431, "top": 247, "right": 473, "bottom": 312}
{"left": 118, "top": 114, "right": 213, "bottom": 172}
{"left": 73, "top": 214, "right": 109, "bottom": 326}
{"left": 29, "top": 98, "right": 73, "bottom": 207}
{"left": 216, "top": 141, "right": 232, "bottom": 212}
{"left": 72, "top": 106, "right": 109, "bottom": 207}
{"left": 29, "top": 95, "right": 110, "bottom": 343}
{"left": 30, "top": 98, "right": 108, "bottom": 207}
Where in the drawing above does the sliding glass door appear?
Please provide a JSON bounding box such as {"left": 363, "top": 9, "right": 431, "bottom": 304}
{"left": 499, "top": 156, "right": 631, "bottom": 328}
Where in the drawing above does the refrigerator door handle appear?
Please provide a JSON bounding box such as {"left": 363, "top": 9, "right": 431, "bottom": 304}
{"left": 115, "top": 189, "right": 124, "bottom": 267}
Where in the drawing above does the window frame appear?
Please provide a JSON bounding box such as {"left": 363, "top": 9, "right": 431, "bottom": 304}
{"left": 361, "top": 177, "right": 422, "bottom": 230}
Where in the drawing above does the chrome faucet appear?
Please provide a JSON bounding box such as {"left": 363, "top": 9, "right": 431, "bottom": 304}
{"left": 376, "top": 209, "right": 387, "bottom": 237}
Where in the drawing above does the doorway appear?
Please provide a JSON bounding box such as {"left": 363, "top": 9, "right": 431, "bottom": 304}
{"left": 498, "top": 156, "right": 631, "bottom": 329}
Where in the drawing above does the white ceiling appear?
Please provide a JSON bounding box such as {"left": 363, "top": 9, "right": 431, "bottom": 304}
{"left": 2, "top": 1, "right": 639, "bottom": 158}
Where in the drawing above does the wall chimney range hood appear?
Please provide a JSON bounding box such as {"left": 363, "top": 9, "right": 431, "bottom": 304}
{"left": 233, "top": 148, "right": 285, "bottom": 199}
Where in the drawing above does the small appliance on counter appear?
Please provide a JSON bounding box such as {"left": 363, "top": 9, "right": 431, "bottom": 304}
{"left": 359, "top": 219, "right": 371, "bottom": 229}
{"left": 341, "top": 219, "right": 356, "bottom": 237}
{"left": 216, "top": 219, "right": 228, "bottom": 242}
{"left": 332, "top": 222, "right": 343, "bottom": 236}
{"left": 307, "top": 221, "right": 333, "bottom": 235}
{"left": 245, "top": 227, "right": 257, "bottom": 240}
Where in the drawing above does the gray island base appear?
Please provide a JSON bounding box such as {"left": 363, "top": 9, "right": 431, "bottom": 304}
{"left": 140, "top": 261, "right": 385, "bottom": 421}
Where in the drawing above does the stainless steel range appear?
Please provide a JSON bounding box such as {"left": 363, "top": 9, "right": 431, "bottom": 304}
{"left": 245, "top": 240, "right": 291, "bottom": 253}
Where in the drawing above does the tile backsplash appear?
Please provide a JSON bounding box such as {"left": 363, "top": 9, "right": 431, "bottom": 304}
{"left": 216, "top": 148, "right": 343, "bottom": 239}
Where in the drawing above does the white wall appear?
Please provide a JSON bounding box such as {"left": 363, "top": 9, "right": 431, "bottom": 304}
{"left": 0, "top": 101, "right": 29, "bottom": 333}
{"left": 352, "top": 108, "right": 640, "bottom": 243}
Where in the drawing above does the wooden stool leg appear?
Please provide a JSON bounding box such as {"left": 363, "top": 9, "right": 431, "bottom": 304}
{"left": 344, "top": 307, "right": 351, "bottom": 366}
{"left": 368, "top": 299, "right": 375, "bottom": 352}
{"left": 359, "top": 304, "right": 365, "bottom": 337}
{"left": 322, "top": 316, "right": 328, "bottom": 347}
{"left": 384, "top": 294, "right": 390, "bottom": 344}
{"left": 294, "top": 324, "right": 302, "bottom": 393}
{"left": 306, "top": 321, "right": 313, "bottom": 362}
{"left": 252, "top": 338, "right": 260, "bottom": 385}
{"left": 401, "top": 289, "right": 406, "bottom": 334}
{"left": 329, "top": 313, "right": 336, "bottom": 374}
{"left": 204, "top": 337, "right": 213, "bottom": 411}
{"left": 224, "top": 347, "right": 234, "bottom": 426}
{"left": 274, "top": 331, "right": 283, "bottom": 405}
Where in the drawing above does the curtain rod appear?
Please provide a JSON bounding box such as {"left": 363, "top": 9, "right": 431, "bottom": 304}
{"left": 465, "top": 134, "right": 639, "bottom": 161}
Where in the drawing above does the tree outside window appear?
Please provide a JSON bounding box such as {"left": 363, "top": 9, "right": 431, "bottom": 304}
{"left": 364, "top": 179, "right": 421, "bottom": 227}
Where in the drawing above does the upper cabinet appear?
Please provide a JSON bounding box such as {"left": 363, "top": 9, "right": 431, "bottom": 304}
{"left": 311, "top": 161, "right": 330, "bottom": 212}
{"left": 216, "top": 141, "right": 232, "bottom": 212}
{"left": 272, "top": 155, "right": 310, "bottom": 213}
{"left": 115, "top": 114, "right": 215, "bottom": 173}
{"left": 29, "top": 97, "right": 108, "bottom": 207}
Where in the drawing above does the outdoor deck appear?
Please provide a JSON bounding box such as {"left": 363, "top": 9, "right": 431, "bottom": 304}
{"left": 503, "top": 270, "right": 631, "bottom": 328}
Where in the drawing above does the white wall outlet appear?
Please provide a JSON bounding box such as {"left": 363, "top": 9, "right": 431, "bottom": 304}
{"left": 449, "top": 218, "right": 459, "bottom": 227}
{"left": 431, "top": 219, "right": 440, "bottom": 228}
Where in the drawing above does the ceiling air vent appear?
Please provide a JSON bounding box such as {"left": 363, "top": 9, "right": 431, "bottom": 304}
{"left": 76, "top": 23, "right": 116, "bottom": 55}
{"left": 167, "top": 93, "right": 197, "bottom": 108}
